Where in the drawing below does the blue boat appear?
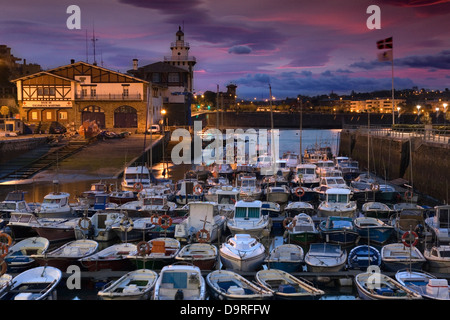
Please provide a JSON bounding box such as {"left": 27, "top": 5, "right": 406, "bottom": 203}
{"left": 353, "top": 217, "right": 395, "bottom": 244}
{"left": 318, "top": 216, "right": 360, "bottom": 246}
{"left": 347, "top": 245, "right": 381, "bottom": 270}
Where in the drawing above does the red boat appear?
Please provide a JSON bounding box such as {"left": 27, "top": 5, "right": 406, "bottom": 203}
{"left": 79, "top": 243, "right": 136, "bottom": 271}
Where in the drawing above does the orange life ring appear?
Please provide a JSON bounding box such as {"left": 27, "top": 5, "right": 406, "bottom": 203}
{"left": 158, "top": 215, "right": 173, "bottom": 229}
{"left": 194, "top": 184, "right": 203, "bottom": 195}
{"left": 283, "top": 217, "right": 296, "bottom": 231}
{"left": 402, "top": 231, "right": 419, "bottom": 247}
{"left": 196, "top": 229, "right": 211, "bottom": 243}
{"left": 133, "top": 182, "right": 144, "bottom": 192}
{"left": 295, "top": 187, "right": 305, "bottom": 198}
{"left": 404, "top": 190, "right": 413, "bottom": 200}
{"left": 136, "top": 241, "right": 151, "bottom": 256}
{"left": 0, "top": 244, "right": 8, "bottom": 258}
{"left": 150, "top": 214, "right": 159, "bottom": 225}
{"left": 0, "top": 233, "right": 12, "bottom": 247}
{"left": 0, "top": 258, "right": 6, "bottom": 276}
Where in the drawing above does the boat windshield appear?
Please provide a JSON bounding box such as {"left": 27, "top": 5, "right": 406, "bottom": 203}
{"left": 235, "top": 207, "right": 260, "bottom": 219}
{"left": 241, "top": 179, "right": 256, "bottom": 188}
{"left": 298, "top": 168, "right": 315, "bottom": 175}
{"left": 327, "top": 194, "right": 349, "bottom": 203}
{"left": 309, "top": 243, "right": 341, "bottom": 255}
{"left": 0, "top": 203, "right": 16, "bottom": 210}
{"left": 218, "top": 195, "right": 235, "bottom": 204}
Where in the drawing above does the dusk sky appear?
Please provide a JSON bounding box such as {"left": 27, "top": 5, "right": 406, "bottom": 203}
{"left": 1, "top": 0, "right": 449, "bottom": 99}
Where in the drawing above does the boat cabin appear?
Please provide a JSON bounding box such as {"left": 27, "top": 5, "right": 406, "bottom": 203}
{"left": 325, "top": 188, "right": 351, "bottom": 204}
{"left": 234, "top": 200, "right": 263, "bottom": 220}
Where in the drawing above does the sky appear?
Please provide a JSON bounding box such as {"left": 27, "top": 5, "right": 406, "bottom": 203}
{"left": 1, "top": 0, "right": 449, "bottom": 100}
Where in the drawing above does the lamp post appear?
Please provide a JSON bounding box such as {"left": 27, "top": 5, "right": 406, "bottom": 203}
{"left": 397, "top": 107, "right": 401, "bottom": 123}
{"left": 416, "top": 105, "right": 421, "bottom": 124}
{"left": 161, "top": 108, "right": 167, "bottom": 178}
{"left": 444, "top": 103, "right": 448, "bottom": 126}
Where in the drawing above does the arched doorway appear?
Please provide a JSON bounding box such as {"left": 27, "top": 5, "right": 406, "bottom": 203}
{"left": 114, "top": 105, "right": 137, "bottom": 128}
{"left": 82, "top": 106, "right": 105, "bottom": 128}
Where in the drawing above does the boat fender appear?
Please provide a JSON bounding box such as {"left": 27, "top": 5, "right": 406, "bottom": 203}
{"left": 158, "top": 215, "right": 173, "bottom": 230}
{"left": 401, "top": 231, "right": 419, "bottom": 247}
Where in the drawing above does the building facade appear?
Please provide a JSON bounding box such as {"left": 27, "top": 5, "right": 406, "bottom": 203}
{"left": 13, "top": 61, "right": 162, "bottom": 133}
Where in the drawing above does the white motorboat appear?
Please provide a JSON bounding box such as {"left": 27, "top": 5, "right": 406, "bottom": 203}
{"left": 425, "top": 205, "right": 450, "bottom": 244}
{"left": 292, "top": 163, "right": 319, "bottom": 188}
{"left": 227, "top": 199, "right": 271, "bottom": 238}
{"left": 265, "top": 185, "right": 291, "bottom": 205}
{"left": 0, "top": 266, "right": 62, "bottom": 300}
{"left": 174, "top": 201, "right": 226, "bottom": 243}
{"left": 236, "top": 174, "right": 262, "bottom": 200}
{"left": 175, "top": 242, "right": 218, "bottom": 270}
{"left": 317, "top": 188, "right": 357, "bottom": 217}
{"left": 121, "top": 166, "right": 152, "bottom": 192}
{"left": 153, "top": 264, "right": 206, "bottom": 300}
{"left": 395, "top": 268, "right": 449, "bottom": 300}
{"left": 361, "top": 202, "right": 394, "bottom": 220}
{"left": 80, "top": 181, "right": 110, "bottom": 206}
{"left": 206, "top": 269, "right": 273, "bottom": 300}
{"left": 381, "top": 243, "right": 426, "bottom": 272}
{"left": 0, "top": 190, "right": 33, "bottom": 217}
{"left": 424, "top": 245, "right": 450, "bottom": 273}
{"left": 98, "top": 269, "right": 158, "bottom": 300}
{"left": 256, "top": 269, "right": 325, "bottom": 300}
{"left": 34, "top": 192, "right": 74, "bottom": 218}
{"left": 112, "top": 217, "right": 156, "bottom": 242}
{"left": 284, "top": 201, "right": 315, "bottom": 217}
{"left": 219, "top": 234, "right": 266, "bottom": 272}
{"left": 174, "top": 179, "right": 204, "bottom": 205}
{"left": 304, "top": 243, "right": 347, "bottom": 273}
{"left": 314, "top": 176, "right": 350, "bottom": 200}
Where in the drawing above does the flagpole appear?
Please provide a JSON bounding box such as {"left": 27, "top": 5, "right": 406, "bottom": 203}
{"left": 391, "top": 43, "right": 395, "bottom": 126}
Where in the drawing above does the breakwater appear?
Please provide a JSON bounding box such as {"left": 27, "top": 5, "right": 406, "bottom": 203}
{"left": 339, "top": 129, "right": 450, "bottom": 204}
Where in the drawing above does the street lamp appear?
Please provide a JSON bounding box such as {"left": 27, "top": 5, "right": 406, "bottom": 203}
{"left": 444, "top": 103, "right": 448, "bottom": 125}
{"left": 397, "top": 107, "right": 401, "bottom": 123}
{"left": 160, "top": 108, "right": 167, "bottom": 178}
{"left": 416, "top": 105, "right": 421, "bottom": 124}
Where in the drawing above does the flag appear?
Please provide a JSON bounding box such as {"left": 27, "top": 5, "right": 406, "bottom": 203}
{"left": 377, "top": 37, "right": 393, "bottom": 49}
{"left": 377, "top": 49, "right": 393, "bottom": 62}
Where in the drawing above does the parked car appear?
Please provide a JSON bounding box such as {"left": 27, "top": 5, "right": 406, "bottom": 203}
{"left": 147, "top": 124, "right": 160, "bottom": 134}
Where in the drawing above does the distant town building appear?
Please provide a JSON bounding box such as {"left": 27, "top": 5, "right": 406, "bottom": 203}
{"left": 12, "top": 60, "right": 162, "bottom": 133}
{"left": 128, "top": 26, "right": 196, "bottom": 126}
{"left": 349, "top": 98, "right": 405, "bottom": 113}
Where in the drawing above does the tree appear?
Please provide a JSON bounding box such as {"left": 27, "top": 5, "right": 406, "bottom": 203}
{"left": 1, "top": 106, "right": 10, "bottom": 118}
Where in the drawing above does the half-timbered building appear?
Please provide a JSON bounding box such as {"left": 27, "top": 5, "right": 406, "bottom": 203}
{"left": 13, "top": 60, "right": 163, "bottom": 133}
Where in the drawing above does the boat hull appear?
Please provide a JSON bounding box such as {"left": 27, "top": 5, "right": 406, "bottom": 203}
{"left": 220, "top": 251, "right": 266, "bottom": 272}
{"left": 32, "top": 226, "right": 75, "bottom": 242}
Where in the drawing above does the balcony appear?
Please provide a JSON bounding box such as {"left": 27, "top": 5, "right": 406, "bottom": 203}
{"left": 75, "top": 93, "right": 142, "bottom": 101}
{"left": 164, "top": 55, "right": 196, "bottom": 62}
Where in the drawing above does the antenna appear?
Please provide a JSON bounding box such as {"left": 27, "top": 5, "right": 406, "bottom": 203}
{"left": 91, "top": 24, "right": 98, "bottom": 65}
{"left": 85, "top": 29, "right": 89, "bottom": 63}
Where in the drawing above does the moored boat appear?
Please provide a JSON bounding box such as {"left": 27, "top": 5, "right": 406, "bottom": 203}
{"left": 395, "top": 268, "right": 449, "bottom": 300}
{"left": 4, "top": 237, "right": 49, "bottom": 272}
{"left": 283, "top": 213, "right": 320, "bottom": 247}
{"left": 347, "top": 245, "right": 381, "bottom": 271}
{"left": 318, "top": 216, "right": 359, "bottom": 246}
{"left": 317, "top": 188, "right": 357, "bottom": 218}
{"left": 34, "top": 192, "right": 74, "bottom": 219}
{"left": 256, "top": 269, "right": 325, "bottom": 300}
{"left": 219, "top": 234, "right": 266, "bottom": 272}
{"left": 354, "top": 216, "right": 394, "bottom": 245}
{"left": 381, "top": 242, "right": 426, "bottom": 272}
{"left": 423, "top": 245, "right": 450, "bottom": 273}
{"left": 79, "top": 242, "right": 136, "bottom": 271}
{"left": 227, "top": 199, "right": 271, "bottom": 238}
{"left": 206, "top": 269, "right": 273, "bottom": 300}
{"left": 174, "top": 242, "right": 218, "bottom": 270}
{"left": 75, "top": 211, "right": 123, "bottom": 242}
{"left": 127, "top": 237, "right": 181, "bottom": 269}
{"left": 97, "top": 269, "right": 158, "bottom": 300}
{"left": 264, "top": 243, "right": 304, "bottom": 272}
{"left": 304, "top": 243, "right": 347, "bottom": 273}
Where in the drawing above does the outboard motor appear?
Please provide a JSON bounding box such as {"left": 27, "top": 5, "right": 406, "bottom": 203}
{"left": 175, "top": 289, "right": 184, "bottom": 300}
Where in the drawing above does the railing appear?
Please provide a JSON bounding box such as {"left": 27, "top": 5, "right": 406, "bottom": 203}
{"left": 75, "top": 94, "right": 142, "bottom": 101}
{"left": 344, "top": 125, "right": 450, "bottom": 144}
{"left": 164, "top": 56, "right": 196, "bottom": 62}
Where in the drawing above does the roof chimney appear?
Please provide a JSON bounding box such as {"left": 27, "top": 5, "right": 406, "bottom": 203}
{"left": 70, "top": 59, "right": 75, "bottom": 64}
{"left": 133, "top": 58, "right": 138, "bottom": 70}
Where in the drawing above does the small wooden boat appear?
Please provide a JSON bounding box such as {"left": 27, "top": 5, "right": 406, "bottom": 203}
{"left": 112, "top": 217, "right": 156, "bottom": 242}
{"left": 79, "top": 243, "right": 136, "bottom": 271}
{"left": 318, "top": 216, "right": 359, "bottom": 246}
{"left": 4, "top": 237, "right": 49, "bottom": 272}
{"left": 32, "top": 218, "right": 79, "bottom": 242}
{"left": 355, "top": 270, "right": 422, "bottom": 300}
{"left": 256, "top": 269, "right": 325, "bottom": 300}
{"left": 395, "top": 268, "right": 449, "bottom": 300}
{"left": 0, "top": 266, "right": 62, "bottom": 300}
{"left": 175, "top": 242, "right": 218, "bottom": 270}
{"left": 347, "top": 245, "right": 381, "bottom": 270}
{"left": 0, "top": 274, "right": 13, "bottom": 297}
{"left": 109, "top": 190, "right": 137, "bottom": 205}
{"left": 283, "top": 213, "right": 320, "bottom": 247}
{"left": 153, "top": 264, "right": 206, "bottom": 300}
{"left": 361, "top": 202, "right": 394, "bottom": 220}
{"left": 32, "top": 239, "right": 99, "bottom": 270}
{"left": 127, "top": 237, "right": 181, "bottom": 269}
{"left": 424, "top": 245, "right": 450, "bottom": 273}
{"left": 381, "top": 243, "right": 426, "bottom": 272}
{"left": 425, "top": 205, "right": 450, "bottom": 244}
{"left": 304, "top": 243, "right": 347, "bottom": 273}
{"left": 206, "top": 270, "right": 273, "bottom": 300}
{"left": 284, "top": 201, "right": 315, "bottom": 218}
{"left": 97, "top": 269, "right": 158, "bottom": 300}
{"left": 354, "top": 216, "right": 394, "bottom": 244}
{"left": 219, "top": 234, "right": 266, "bottom": 272}
{"left": 264, "top": 244, "right": 304, "bottom": 272}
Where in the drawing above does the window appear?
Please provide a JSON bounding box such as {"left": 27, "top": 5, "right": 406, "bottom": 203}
{"left": 59, "top": 111, "right": 68, "bottom": 120}
{"left": 152, "top": 73, "right": 160, "bottom": 83}
{"left": 37, "top": 87, "right": 55, "bottom": 96}
{"left": 31, "top": 111, "right": 38, "bottom": 120}
{"left": 168, "top": 73, "right": 179, "bottom": 83}
{"left": 81, "top": 88, "right": 88, "bottom": 97}
{"left": 90, "top": 88, "right": 96, "bottom": 97}
{"left": 46, "top": 111, "right": 52, "bottom": 120}
{"left": 123, "top": 88, "right": 129, "bottom": 97}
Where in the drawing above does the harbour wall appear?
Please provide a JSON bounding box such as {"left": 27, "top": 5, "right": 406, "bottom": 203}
{"left": 339, "top": 129, "right": 450, "bottom": 204}
{"left": 197, "top": 111, "right": 418, "bottom": 129}
{"left": 0, "top": 136, "right": 49, "bottom": 164}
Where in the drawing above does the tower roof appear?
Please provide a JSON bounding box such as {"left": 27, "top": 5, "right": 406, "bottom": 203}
{"left": 176, "top": 26, "right": 184, "bottom": 37}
